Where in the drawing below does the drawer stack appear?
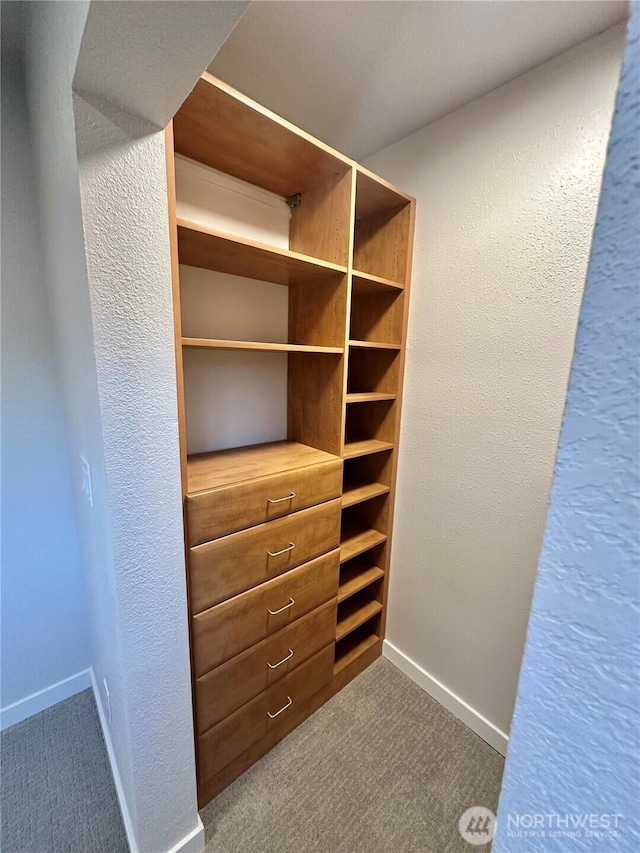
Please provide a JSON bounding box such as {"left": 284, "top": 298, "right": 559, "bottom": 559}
{"left": 185, "top": 440, "right": 343, "bottom": 801}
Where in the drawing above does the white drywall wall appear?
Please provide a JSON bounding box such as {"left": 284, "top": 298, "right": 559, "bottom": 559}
{"left": 366, "top": 25, "right": 625, "bottom": 740}
{"left": 21, "top": 1, "right": 248, "bottom": 851}
{"left": 495, "top": 8, "right": 639, "bottom": 849}
{"left": 0, "top": 53, "right": 89, "bottom": 724}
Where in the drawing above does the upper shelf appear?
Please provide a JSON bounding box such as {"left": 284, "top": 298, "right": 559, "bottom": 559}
{"left": 355, "top": 166, "right": 413, "bottom": 219}
{"left": 174, "top": 73, "right": 353, "bottom": 198}
{"left": 352, "top": 270, "right": 404, "bottom": 294}
{"left": 177, "top": 219, "right": 347, "bottom": 286}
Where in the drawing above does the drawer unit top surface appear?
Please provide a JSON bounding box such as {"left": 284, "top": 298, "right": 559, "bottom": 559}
{"left": 186, "top": 440, "right": 341, "bottom": 495}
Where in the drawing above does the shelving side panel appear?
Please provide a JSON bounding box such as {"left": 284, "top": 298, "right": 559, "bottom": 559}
{"left": 165, "top": 124, "right": 188, "bottom": 495}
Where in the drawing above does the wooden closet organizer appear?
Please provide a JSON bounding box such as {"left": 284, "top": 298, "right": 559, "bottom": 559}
{"left": 166, "top": 73, "right": 415, "bottom": 807}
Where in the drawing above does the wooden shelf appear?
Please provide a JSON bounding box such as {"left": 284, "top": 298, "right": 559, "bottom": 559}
{"left": 343, "top": 439, "right": 394, "bottom": 460}
{"left": 346, "top": 392, "right": 396, "bottom": 404}
{"left": 355, "top": 166, "right": 413, "bottom": 219}
{"left": 352, "top": 270, "right": 404, "bottom": 294}
{"left": 334, "top": 628, "right": 380, "bottom": 677}
{"left": 349, "top": 340, "right": 401, "bottom": 351}
{"left": 177, "top": 219, "right": 346, "bottom": 287}
{"left": 174, "top": 73, "right": 352, "bottom": 198}
{"left": 336, "top": 598, "right": 383, "bottom": 642}
{"left": 338, "top": 564, "right": 385, "bottom": 603}
{"left": 186, "top": 440, "right": 340, "bottom": 496}
{"left": 182, "top": 338, "right": 343, "bottom": 355}
{"left": 342, "top": 481, "right": 390, "bottom": 508}
{"left": 340, "top": 526, "right": 387, "bottom": 563}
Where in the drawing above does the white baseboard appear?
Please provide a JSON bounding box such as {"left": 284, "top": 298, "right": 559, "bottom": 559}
{"left": 383, "top": 640, "right": 509, "bottom": 756}
{"left": 1, "top": 668, "right": 92, "bottom": 730}
{"left": 90, "top": 669, "right": 204, "bottom": 853}
{"left": 165, "top": 819, "right": 205, "bottom": 853}
{"left": 90, "top": 668, "right": 138, "bottom": 853}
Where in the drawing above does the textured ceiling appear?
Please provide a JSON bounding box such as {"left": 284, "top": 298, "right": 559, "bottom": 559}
{"left": 209, "top": 0, "right": 628, "bottom": 160}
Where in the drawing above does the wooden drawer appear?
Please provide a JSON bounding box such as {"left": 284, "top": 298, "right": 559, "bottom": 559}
{"left": 195, "top": 599, "right": 336, "bottom": 732}
{"left": 192, "top": 550, "right": 339, "bottom": 676}
{"left": 197, "top": 644, "right": 334, "bottom": 784}
{"left": 189, "top": 499, "right": 341, "bottom": 613}
{"left": 186, "top": 459, "right": 343, "bottom": 546}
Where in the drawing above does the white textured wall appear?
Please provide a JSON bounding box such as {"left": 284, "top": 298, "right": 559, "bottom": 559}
{"left": 365, "top": 26, "right": 625, "bottom": 739}
{"left": 0, "top": 54, "right": 89, "bottom": 721}
{"left": 495, "top": 7, "right": 639, "bottom": 849}
{"left": 21, "top": 2, "right": 247, "bottom": 851}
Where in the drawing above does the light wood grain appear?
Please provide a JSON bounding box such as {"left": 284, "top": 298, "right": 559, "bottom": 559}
{"left": 340, "top": 526, "right": 387, "bottom": 563}
{"left": 355, "top": 165, "right": 413, "bottom": 219}
{"left": 192, "top": 550, "right": 339, "bottom": 676}
{"left": 182, "top": 338, "right": 343, "bottom": 354}
{"left": 187, "top": 457, "right": 342, "bottom": 546}
{"left": 197, "top": 644, "right": 334, "bottom": 783}
{"left": 288, "top": 352, "right": 344, "bottom": 457}
{"left": 350, "top": 291, "right": 404, "bottom": 345}
{"left": 173, "top": 73, "right": 352, "bottom": 198}
{"left": 338, "top": 564, "right": 385, "bottom": 603}
{"left": 187, "top": 440, "right": 339, "bottom": 494}
{"left": 189, "top": 499, "right": 341, "bottom": 613}
{"left": 334, "top": 627, "right": 381, "bottom": 676}
{"left": 341, "top": 481, "right": 390, "bottom": 508}
{"left": 342, "top": 439, "right": 394, "bottom": 459}
{"left": 336, "top": 598, "right": 383, "bottom": 641}
{"left": 354, "top": 205, "right": 411, "bottom": 284}
{"left": 346, "top": 392, "right": 396, "bottom": 404}
{"left": 352, "top": 270, "right": 404, "bottom": 294}
{"left": 165, "top": 124, "right": 188, "bottom": 495}
{"left": 289, "top": 168, "right": 353, "bottom": 266}
{"left": 195, "top": 599, "right": 336, "bottom": 732}
{"left": 349, "top": 339, "right": 401, "bottom": 351}
{"left": 177, "top": 219, "right": 346, "bottom": 286}
{"left": 288, "top": 275, "right": 349, "bottom": 349}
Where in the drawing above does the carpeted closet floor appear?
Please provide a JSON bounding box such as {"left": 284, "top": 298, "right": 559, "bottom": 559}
{"left": 1, "top": 658, "right": 503, "bottom": 853}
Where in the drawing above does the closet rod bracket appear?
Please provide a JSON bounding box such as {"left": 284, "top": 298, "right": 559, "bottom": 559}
{"left": 286, "top": 192, "right": 302, "bottom": 209}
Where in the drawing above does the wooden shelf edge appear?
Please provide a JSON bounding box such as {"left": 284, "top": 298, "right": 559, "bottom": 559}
{"left": 340, "top": 527, "right": 387, "bottom": 563}
{"left": 352, "top": 269, "right": 404, "bottom": 291}
{"left": 346, "top": 392, "right": 396, "bottom": 404}
{"left": 182, "top": 338, "right": 343, "bottom": 354}
{"left": 341, "top": 482, "right": 390, "bottom": 508}
{"left": 336, "top": 600, "right": 383, "bottom": 643}
{"left": 334, "top": 630, "right": 380, "bottom": 675}
{"left": 177, "top": 218, "right": 348, "bottom": 277}
{"left": 348, "top": 340, "right": 401, "bottom": 351}
{"left": 338, "top": 565, "right": 385, "bottom": 603}
{"left": 343, "top": 440, "right": 394, "bottom": 460}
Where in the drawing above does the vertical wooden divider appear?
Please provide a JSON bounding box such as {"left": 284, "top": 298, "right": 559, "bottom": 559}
{"left": 165, "top": 122, "right": 188, "bottom": 496}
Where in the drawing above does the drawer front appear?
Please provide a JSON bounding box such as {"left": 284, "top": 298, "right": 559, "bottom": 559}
{"left": 192, "top": 550, "right": 339, "bottom": 676}
{"left": 186, "top": 459, "right": 343, "bottom": 546}
{"left": 189, "top": 499, "right": 341, "bottom": 613}
{"left": 195, "top": 599, "right": 336, "bottom": 732}
{"left": 197, "top": 644, "right": 334, "bottom": 783}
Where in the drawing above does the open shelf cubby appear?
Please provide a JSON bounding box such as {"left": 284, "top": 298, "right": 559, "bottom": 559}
{"left": 334, "top": 620, "right": 381, "bottom": 677}
{"left": 173, "top": 74, "right": 353, "bottom": 267}
{"left": 353, "top": 167, "right": 413, "bottom": 285}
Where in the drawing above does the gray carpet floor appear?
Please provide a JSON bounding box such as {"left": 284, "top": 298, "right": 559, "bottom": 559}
{"left": 1, "top": 658, "right": 504, "bottom": 853}
{"left": 1, "top": 689, "right": 128, "bottom": 853}
{"left": 202, "top": 658, "right": 504, "bottom": 853}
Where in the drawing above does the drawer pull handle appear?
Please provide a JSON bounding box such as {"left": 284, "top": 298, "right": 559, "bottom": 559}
{"left": 267, "top": 696, "right": 293, "bottom": 719}
{"left": 268, "top": 648, "right": 294, "bottom": 669}
{"left": 268, "top": 597, "right": 295, "bottom": 615}
{"left": 267, "top": 542, "right": 295, "bottom": 558}
{"left": 267, "top": 492, "right": 296, "bottom": 505}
